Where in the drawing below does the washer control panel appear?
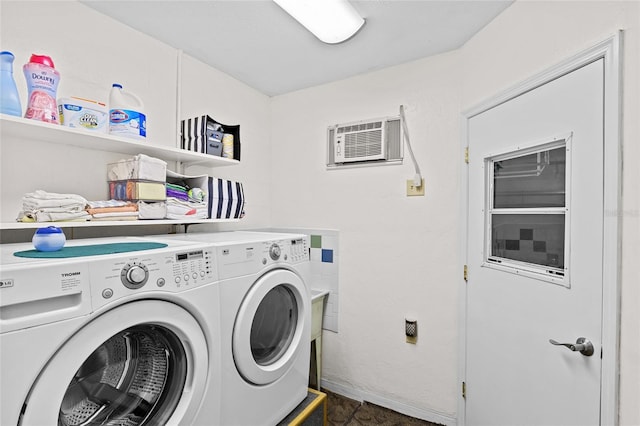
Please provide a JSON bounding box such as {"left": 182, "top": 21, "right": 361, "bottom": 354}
{"left": 91, "top": 245, "right": 216, "bottom": 304}
{"left": 171, "top": 249, "right": 212, "bottom": 286}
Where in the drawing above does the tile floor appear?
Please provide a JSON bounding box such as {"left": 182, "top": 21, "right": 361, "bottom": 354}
{"left": 324, "top": 389, "right": 444, "bottom": 426}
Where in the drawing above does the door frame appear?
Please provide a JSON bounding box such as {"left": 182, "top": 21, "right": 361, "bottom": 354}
{"left": 458, "top": 33, "right": 622, "bottom": 425}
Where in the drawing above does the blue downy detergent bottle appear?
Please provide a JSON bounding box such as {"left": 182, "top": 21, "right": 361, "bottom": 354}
{"left": 0, "top": 51, "right": 22, "bottom": 116}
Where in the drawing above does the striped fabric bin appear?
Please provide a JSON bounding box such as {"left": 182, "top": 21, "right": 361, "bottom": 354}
{"left": 180, "top": 115, "right": 241, "bottom": 160}
{"left": 208, "top": 178, "right": 245, "bottom": 219}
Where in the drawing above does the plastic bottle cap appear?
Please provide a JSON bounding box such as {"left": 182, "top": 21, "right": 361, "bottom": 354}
{"left": 29, "top": 54, "right": 55, "bottom": 68}
{"left": 112, "top": 83, "right": 123, "bottom": 89}
{"left": 1, "top": 51, "right": 15, "bottom": 72}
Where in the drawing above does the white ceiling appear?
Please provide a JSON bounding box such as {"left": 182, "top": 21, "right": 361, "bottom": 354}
{"left": 81, "top": 0, "right": 513, "bottom": 97}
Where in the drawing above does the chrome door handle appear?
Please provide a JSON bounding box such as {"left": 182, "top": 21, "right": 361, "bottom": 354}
{"left": 549, "top": 337, "right": 594, "bottom": 356}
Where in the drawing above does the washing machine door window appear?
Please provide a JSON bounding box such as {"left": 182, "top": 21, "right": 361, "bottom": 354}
{"left": 20, "top": 301, "right": 208, "bottom": 426}
{"left": 250, "top": 285, "right": 298, "bottom": 366}
{"left": 233, "top": 269, "right": 309, "bottom": 385}
{"left": 58, "top": 325, "right": 186, "bottom": 426}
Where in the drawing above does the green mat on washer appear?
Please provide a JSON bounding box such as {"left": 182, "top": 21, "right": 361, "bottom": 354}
{"left": 14, "top": 242, "right": 168, "bottom": 258}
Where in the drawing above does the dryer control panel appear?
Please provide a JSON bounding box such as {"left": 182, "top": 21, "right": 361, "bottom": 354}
{"left": 217, "top": 236, "right": 309, "bottom": 280}
{"left": 262, "top": 237, "right": 309, "bottom": 264}
{"left": 90, "top": 245, "right": 216, "bottom": 305}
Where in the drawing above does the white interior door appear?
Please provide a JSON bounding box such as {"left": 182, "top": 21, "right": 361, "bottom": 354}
{"left": 465, "top": 59, "right": 604, "bottom": 425}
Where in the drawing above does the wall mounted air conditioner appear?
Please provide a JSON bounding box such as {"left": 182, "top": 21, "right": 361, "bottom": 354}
{"left": 330, "top": 117, "right": 390, "bottom": 163}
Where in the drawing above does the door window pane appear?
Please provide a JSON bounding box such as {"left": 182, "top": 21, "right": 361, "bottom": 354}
{"left": 493, "top": 147, "right": 566, "bottom": 208}
{"left": 491, "top": 214, "right": 565, "bottom": 269}
{"left": 485, "top": 138, "right": 570, "bottom": 283}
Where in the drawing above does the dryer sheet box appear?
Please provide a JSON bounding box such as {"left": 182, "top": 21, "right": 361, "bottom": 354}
{"left": 180, "top": 115, "right": 241, "bottom": 161}
{"left": 166, "top": 170, "right": 245, "bottom": 220}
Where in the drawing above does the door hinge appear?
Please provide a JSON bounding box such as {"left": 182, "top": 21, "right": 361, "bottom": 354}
{"left": 462, "top": 381, "right": 466, "bottom": 398}
{"left": 464, "top": 147, "right": 469, "bottom": 164}
{"left": 463, "top": 265, "right": 468, "bottom": 282}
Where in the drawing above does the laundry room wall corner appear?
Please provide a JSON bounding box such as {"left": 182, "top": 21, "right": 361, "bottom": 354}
{"left": 177, "top": 53, "right": 273, "bottom": 232}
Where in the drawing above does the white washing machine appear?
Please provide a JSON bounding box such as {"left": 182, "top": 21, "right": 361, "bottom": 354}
{"left": 151, "top": 231, "right": 311, "bottom": 426}
{"left": 0, "top": 236, "right": 221, "bottom": 426}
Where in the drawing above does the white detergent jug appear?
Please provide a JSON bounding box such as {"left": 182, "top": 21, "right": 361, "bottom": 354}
{"left": 109, "top": 83, "right": 146, "bottom": 139}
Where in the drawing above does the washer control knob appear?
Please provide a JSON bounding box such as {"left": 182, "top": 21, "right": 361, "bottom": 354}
{"left": 269, "top": 243, "right": 281, "bottom": 261}
{"left": 127, "top": 266, "right": 146, "bottom": 283}
{"left": 121, "top": 263, "right": 149, "bottom": 289}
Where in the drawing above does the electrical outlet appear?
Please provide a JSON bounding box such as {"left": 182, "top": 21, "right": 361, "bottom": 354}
{"left": 405, "top": 319, "right": 417, "bottom": 344}
{"left": 406, "top": 179, "right": 425, "bottom": 196}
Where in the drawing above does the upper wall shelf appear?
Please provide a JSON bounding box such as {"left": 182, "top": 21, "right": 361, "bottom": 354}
{"left": 1, "top": 218, "right": 239, "bottom": 230}
{"left": 0, "top": 114, "right": 240, "bottom": 168}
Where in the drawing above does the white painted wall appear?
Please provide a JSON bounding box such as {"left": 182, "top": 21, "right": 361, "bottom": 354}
{"left": 270, "top": 1, "right": 639, "bottom": 425}
{"left": 1, "top": 1, "right": 637, "bottom": 425}
{"left": 0, "top": 2, "right": 177, "bottom": 147}
{"left": 270, "top": 52, "right": 463, "bottom": 423}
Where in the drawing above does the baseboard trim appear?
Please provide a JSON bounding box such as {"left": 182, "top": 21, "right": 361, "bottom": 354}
{"left": 321, "top": 379, "right": 456, "bottom": 426}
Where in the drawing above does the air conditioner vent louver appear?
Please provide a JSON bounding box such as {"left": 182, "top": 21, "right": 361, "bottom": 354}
{"left": 337, "top": 121, "right": 382, "bottom": 134}
{"left": 344, "top": 129, "right": 383, "bottom": 158}
{"left": 329, "top": 118, "right": 393, "bottom": 163}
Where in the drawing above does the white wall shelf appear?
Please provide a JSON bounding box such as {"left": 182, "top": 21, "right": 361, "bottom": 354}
{"left": 2, "top": 218, "right": 239, "bottom": 230}
{"left": 0, "top": 114, "right": 242, "bottom": 231}
{"left": 0, "top": 114, "right": 239, "bottom": 168}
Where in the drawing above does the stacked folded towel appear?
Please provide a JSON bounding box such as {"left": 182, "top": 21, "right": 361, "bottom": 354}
{"left": 166, "top": 198, "right": 207, "bottom": 219}
{"left": 18, "top": 190, "right": 90, "bottom": 222}
{"left": 86, "top": 200, "right": 139, "bottom": 221}
{"left": 137, "top": 201, "right": 167, "bottom": 220}
{"left": 166, "top": 183, "right": 189, "bottom": 201}
{"left": 165, "top": 182, "right": 207, "bottom": 220}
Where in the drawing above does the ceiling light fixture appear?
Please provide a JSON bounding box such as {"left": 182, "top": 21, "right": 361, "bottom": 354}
{"left": 273, "top": 0, "right": 365, "bottom": 44}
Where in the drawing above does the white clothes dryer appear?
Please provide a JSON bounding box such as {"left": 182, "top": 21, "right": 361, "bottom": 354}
{"left": 0, "top": 236, "right": 221, "bottom": 426}
{"left": 151, "top": 231, "right": 311, "bottom": 426}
